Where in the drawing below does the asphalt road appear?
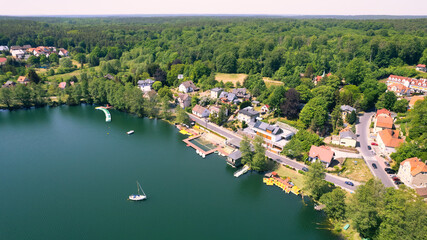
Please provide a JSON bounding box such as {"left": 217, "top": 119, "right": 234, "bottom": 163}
{"left": 190, "top": 114, "right": 360, "bottom": 192}
{"left": 356, "top": 112, "right": 396, "bottom": 188}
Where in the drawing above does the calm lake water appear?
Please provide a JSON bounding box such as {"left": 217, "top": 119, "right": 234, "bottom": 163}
{"left": 0, "top": 105, "right": 341, "bottom": 240}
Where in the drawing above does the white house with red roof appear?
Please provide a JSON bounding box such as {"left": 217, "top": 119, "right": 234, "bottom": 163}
{"left": 416, "top": 64, "right": 426, "bottom": 72}
{"left": 308, "top": 145, "right": 334, "bottom": 167}
{"left": 58, "top": 48, "right": 69, "bottom": 57}
{"left": 387, "top": 75, "right": 427, "bottom": 93}
{"left": 261, "top": 104, "right": 271, "bottom": 113}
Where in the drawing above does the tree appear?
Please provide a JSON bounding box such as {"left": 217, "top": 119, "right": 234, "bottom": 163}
{"left": 73, "top": 53, "right": 86, "bottom": 68}
{"left": 216, "top": 52, "right": 237, "bottom": 73}
{"left": 346, "top": 110, "right": 357, "bottom": 125}
{"left": 154, "top": 68, "right": 167, "bottom": 83}
{"left": 27, "top": 56, "right": 39, "bottom": 66}
{"left": 240, "top": 135, "right": 252, "bottom": 166}
{"left": 158, "top": 86, "right": 172, "bottom": 100}
{"left": 393, "top": 99, "right": 408, "bottom": 113}
{"left": 251, "top": 136, "right": 267, "bottom": 172}
{"left": 60, "top": 57, "right": 73, "bottom": 68}
{"left": 161, "top": 97, "right": 171, "bottom": 120}
{"left": 280, "top": 88, "right": 300, "bottom": 119}
{"left": 319, "top": 188, "right": 346, "bottom": 220}
{"left": 299, "top": 97, "right": 329, "bottom": 131}
{"left": 343, "top": 58, "right": 369, "bottom": 85}
{"left": 176, "top": 107, "right": 190, "bottom": 125}
{"left": 347, "top": 179, "right": 385, "bottom": 239}
{"left": 376, "top": 91, "right": 397, "bottom": 110}
{"left": 331, "top": 105, "right": 343, "bottom": 132}
{"left": 239, "top": 100, "right": 251, "bottom": 110}
{"left": 27, "top": 69, "right": 41, "bottom": 84}
{"left": 282, "top": 130, "right": 322, "bottom": 160}
{"left": 48, "top": 53, "right": 59, "bottom": 64}
{"left": 0, "top": 87, "right": 14, "bottom": 108}
{"left": 303, "top": 161, "right": 328, "bottom": 200}
{"left": 295, "top": 84, "right": 313, "bottom": 103}
{"left": 152, "top": 81, "right": 162, "bottom": 91}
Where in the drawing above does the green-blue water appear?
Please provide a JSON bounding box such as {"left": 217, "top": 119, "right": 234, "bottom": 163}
{"left": 0, "top": 105, "right": 340, "bottom": 240}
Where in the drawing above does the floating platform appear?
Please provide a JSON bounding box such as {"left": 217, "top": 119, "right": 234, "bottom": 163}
{"left": 95, "top": 107, "right": 111, "bottom": 122}
{"left": 263, "top": 172, "right": 301, "bottom": 195}
{"left": 234, "top": 165, "right": 250, "bottom": 178}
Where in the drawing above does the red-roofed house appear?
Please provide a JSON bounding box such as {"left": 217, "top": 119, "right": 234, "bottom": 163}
{"left": 308, "top": 145, "right": 334, "bottom": 167}
{"left": 387, "top": 83, "right": 411, "bottom": 96}
{"left": 397, "top": 157, "right": 427, "bottom": 188}
{"left": 387, "top": 75, "right": 427, "bottom": 93}
{"left": 58, "top": 82, "right": 67, "bottom": 89}
{"left": 0, "top": 57, "right": 7, "bottom": 65}
{"left": 377, "top": 129, "right": 403, "bottom": 154}
{"left": 261, "top": 104, "right": 270, "bottom": 113}
{"left": 58, "top": 48, "right": 69, "bottom": 57}
{"left": 374, "top": 115, "right": 394, "bottom": 133}
{"left": 376, "top": 108, "right": 391, "bottom": 118}
{"left": 17, "top": 76, "right": 30, "bottom": 84}
{"left": 416, "top": 64, "right": 426, "bottom": 72}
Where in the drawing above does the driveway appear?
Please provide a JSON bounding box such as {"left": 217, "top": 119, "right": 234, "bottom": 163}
{"left": 356, "top": 112, "right": 396, "bottom": 188}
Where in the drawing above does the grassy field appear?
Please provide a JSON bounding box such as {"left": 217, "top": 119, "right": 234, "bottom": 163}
{"left": 47, "top": 69, "right": 83, "bottom": 81}
{"left": 215, "top": 73, "right": 283, "bottom": 88}
{"left": 332, "top": 158, "right": 373, "bottom": 183}
{"left": 272, "top": 164, "right": 305, "bottom": 189}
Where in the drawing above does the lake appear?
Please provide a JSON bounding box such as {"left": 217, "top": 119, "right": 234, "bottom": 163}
{"left": 0, "top": 105, "right": 341, "bottom": 239}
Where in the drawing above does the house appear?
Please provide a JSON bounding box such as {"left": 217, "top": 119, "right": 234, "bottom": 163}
{"left": 137, "top": 79, "right": 155, "bottom": 92}
{"left": 0, "top": 57, "right": 7, "bottom": 65}
{"left": 313, "top": 72, "right": 332, "bottom": 85}
{"left": 415, "top": 188, "right": 427, "bottom": 199}
{"left": 387, "top": 83, "right": 411, "bottom": 96}
{"left": 261, "top": 105, "right": 271, "bottom": 113}
{"left": 17, "top": 76, "right": 30, "bottom": 84}
{"left": 58, "top": 48, "right": 69, "bottom": 57}
{"left": 177, "top": 93, "right": 191, "bottom": 109}
{"left": 232, "top": 88, "right": 250, "bottom": 99}
{"left": 2, "top": 81, "right": 16, "bottom": 88}
{"left": 10, "top": 46, "right": 21, "bottom": 51}
{"left": 340, "top": 105, "right": 356, "bottom": 122}
{"left": 338, "top": 128, "right": 357, "bottom": 148}
{"left": 397, "top": 157, "right": 427, "bottom": 188}
{"left": 179, "top": 81, "right": 198, "bottom": 93}
{"left": 22, "top": 45, "right": 32, "bottom": 51}
{"left": 11, "top": 49, "right": 25, "bottom": 59}
{"left": 192, "top": 104, "right": 210, "bottom": 118}
{"left": 377, "top": 129, "right": 404, "bottom": 154}
{"left": 248, "top": 121, "right": 295, "bottom": 151}
{"left": 237, "top": 107, "right": 260, "bottom": 123}
{"left": 104, "top": 74, "right": 114, "bottom": 80}
{"left": 416, "top": 64, "right": 426, "bottom": 72}
{"left": 387, "top": 75, "right": 427, "bottom": 93}
{"left": 219, "top": 91, "right": 238, "bottom": 104}
{"left": 210, "top": 88, "right": 223, "bottom": 99}
{"left": 0, "top": 46, "right": 9, "bottom": 52}
{"left": 58, "top": 82, "right": 67, "bottom": 89}
{"left": 409, "top": 96, "right": 425, "bottom": 109}
{"left": 209, "top": 105, "right": 228, "bottom": 116}
{"left": 308, "top": 145, "right": 334, "bottom": 167}
{"left": 177, "top": 74, "right": 184, "bottom": 80}
{"left": 373, "top": 109, "right": 393, "bottom": 133}
{"left": 226, "top": 150, "right": 242, "bottom": 168}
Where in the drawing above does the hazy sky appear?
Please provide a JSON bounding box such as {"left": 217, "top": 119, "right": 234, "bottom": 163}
{"left": 1, "top": 0, "right": 426, "bottom": 16}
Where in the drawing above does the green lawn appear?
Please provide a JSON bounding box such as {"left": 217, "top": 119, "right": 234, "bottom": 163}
{"left": 332, "top": 158, "right": 373, "bottom": 183}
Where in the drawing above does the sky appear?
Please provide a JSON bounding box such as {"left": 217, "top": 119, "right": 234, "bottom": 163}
{"left": 1, "top": 0, "right": 426, "bottom": 16}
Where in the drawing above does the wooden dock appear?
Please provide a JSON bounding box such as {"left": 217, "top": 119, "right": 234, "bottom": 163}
{"left": 183, "top": 135, "right": 221, "bottom": 157}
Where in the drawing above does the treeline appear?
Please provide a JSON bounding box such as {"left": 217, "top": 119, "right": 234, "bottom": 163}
{"left": 305, "top": 162, "right": 427, "bottom": 240}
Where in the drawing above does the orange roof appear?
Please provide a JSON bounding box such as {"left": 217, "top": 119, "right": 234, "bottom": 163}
{"left": 17, "top": 76, "right": 29, "bottom": 83}
{"left": 309, "top": 145, "right": 334, "bottom": 163}
{"left": 400, "top": 157, "right": 427, "bottom": 176}
{"left": 409, "top": 96, "right": 424, "bottom": 107}
{"left": 417, "top": 64, "right": 426, "bottom": 68}
{"left": 0, "top": 57, "right": 6, "bottom": 63}
{"left": 378, "top": 129, "right": 403, "bottom": 148}
{"left": 376, "top": 108, "right": 391, "bottom": 117}
{"left": 376, "top": 115, "right": 393, "bottom": 129}
{"left": 387, "top": 83, "right": 410, "bottom": 93}
{"left": 58, "top": 82, "right": 67, "bottom": 89}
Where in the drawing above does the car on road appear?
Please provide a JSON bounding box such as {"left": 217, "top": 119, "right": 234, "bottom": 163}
{"left": 367, "top": 146, "right": 372, "bottom": 150}
{"left": 302, "top": 167, "right": 309, "bottom": 172}
{"left": 384, "top": 161, "right": 390, "bottom": 167}
{"left": 392, "top": 176, "right": 400, "bottom": 182}
{"left": 345, "top": 181, "right": 354, "bottom": 186}
{"left": 385, "top": 168, "right": 396, "bottom": 174}
{"left": 395, "top": 181, "right": 403, "bottom": 185}
{"left": 371, "top": 142, "right": 378, "bottom": 146}
{"left": 372, "top": 163, "right": 378, "bottom": 169}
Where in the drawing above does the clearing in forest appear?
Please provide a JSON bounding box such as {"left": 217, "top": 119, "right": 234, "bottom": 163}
{"left": 215, "top": 73, "right": 283, "bottom": 88}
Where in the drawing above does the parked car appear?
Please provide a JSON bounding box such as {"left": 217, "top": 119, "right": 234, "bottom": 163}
{"left": 372, "top": 163, "right": 378, "bottom": 169}
{"left": 384, "top": 161, "right": 390, "bottom": 167}
{"left": 302, "top": 167, "right": 309, "bottom": 172}
{"left": 368, "top": 146, "right": 372, "bottom": 150}
{"left": 345, "top": 181, "right": 354, "bottom": 186}
{"left": 385, "top": 168, "right": 396, "bottom": 174}
{"left": 394, "top": 180, "right": 403, "bottom": 185}
{"left": 371, "top": 142, "right": 378, "bottom": 146}
{"left": 392, "top": 176, "right": 400, "bottom": 182}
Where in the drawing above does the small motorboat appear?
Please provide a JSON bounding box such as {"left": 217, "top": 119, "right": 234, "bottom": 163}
{"left": 127, "top": 130, "right": 135, "bottom": 135}
{"left": 129, "top": 181, "right": 147, "bottom": 201}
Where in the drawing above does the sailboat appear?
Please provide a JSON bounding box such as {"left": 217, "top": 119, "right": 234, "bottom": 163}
{"left": 129, "top": 181, "right": 147, "bottom": 201}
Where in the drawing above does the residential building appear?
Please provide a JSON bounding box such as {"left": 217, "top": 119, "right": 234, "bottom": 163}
{"left": 387, "top": 75, "right": 427, "bottom": 93}
{"left": 137, "top": 79, "right": 155, "bottom": 92}
{"left": 58, "top": 82, "right": 67, "bottom": 89}
{"left": 416, "top": 64, "right": 426, "bottom": 72}
{"left": 17, "top": 76, "right": 30, "bottom": 84}
{"left": 2, "top": 81, "right": 16, "bottom": 88}
{"left": 409, "top": 96, "right": 425, "bottom": 109}
{"left": 179, "top": 81, "right": 198, "bottom": 93}
{"left": 226, "top": 150, "right": 242, "bottom": 168}
{"left": 11, "top": 49, "right": 25, "bottom": 59}
{"left": 232, "top": 88, "right": 250, "bottom": 99}
{"left": 219, "top": 91, "right": 238, "bottom": 104}
{"left": 0, "top": 57, "right": 7, "bottom": 65}
{"left": 397, "top": 157, "right": 427, "bottom": 188}
{"left": 308, "top": 145, "right": 334, "bottom": 167}
{"left": 192, "top": 105, "right": 210, "bottom": 118}
{"left": 177, "top": 93, "right": 191, "bottom": 109}
{"left": 340, "top": 105, "right": 356, "bottom": 122}
{"left": 0, "top": 46, "right": 9, "bottom": 52}
{"left": 104, "top": 74, "right": 114, "bottom": 80}
{"left": 377, "top": 129, "right": 404, "bottom": 154}
{"left": 237, "top": 107, "right": 259, "bottom": 123}
{"left": 313, "top": 72, "right": 331, "bottom": 85}
{"left": 209, "top": 105, "right": 228, "bottom": 116}
{"left": 261, "top": 105, "right": 271, "bottom": 113}
{"left": 415, "top": 187, "right": 427, "bottom": 199}
{"left": 58, "top": 48, "right": 69, "bottom": 57}
{"left": 387, "top": 83, "right": 411, "bottom": 96}
{"left": 210, "top": 88, "right": 223, "bottom": 99}
{"left": 177, "top": 74, "right": 184, "bottom": 80}
{"left": 248, "top": 121, "right": 295, "bottom": 151}
{"left": 374, "top": 109, "right": 393, "bottom": 133}
{"left": 332, "top": 128, "right": 357, "bottom": 147}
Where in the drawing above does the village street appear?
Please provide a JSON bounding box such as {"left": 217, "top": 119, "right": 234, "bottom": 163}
{"left": 189, "top": 114, "right": 361, "bottom": 192}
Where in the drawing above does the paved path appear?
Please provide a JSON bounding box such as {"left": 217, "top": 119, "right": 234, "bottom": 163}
{"left": 190, "top": 114, "right": 360, "bottom": 192}
{"left": 356, "top": 112, "right": 396, "bottom": 188}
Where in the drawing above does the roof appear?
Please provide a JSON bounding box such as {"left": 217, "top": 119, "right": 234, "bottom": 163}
{"left": 309, "top": 145, "right": 334, "bottom": 163}
{"left": 0, "top": 57, "right": 7, "bottom": 63}
{"left": 376, "top": 115, "right": 394, "bottom": 129}
{"left": 180, "top": 81, "right": 197, "bottom": 89}
{"left": 409, "top": 96, "right": 425, "bottom": 107}
{"left": 400, "top": 157, "right": 427, "bottom": 176}
{"left": 340, "top": 105, "right": 356, "bottom": 112}
{"left": 17, "top": 76, "right": 29, "bottom": 83}
{"left": 238, "top": 107, "right": 259, "bottom": 117}
{"left": 192, "top": 104, "right": 209, "bottom": 115}
{"left": 376, "top": 108, "right": 391, "bottom": 117}
{"left": 416, "top": 64, "right": 426, "bottom": 68}
{"left": 104, "top": 74, "right": 114, "bottom": 80}
{"left": 227, "top": 93, "right": 236, "bottom": 102}
{"left": 378, "top": 129, "right": 403, "bottom": 148}
{"left": 178, "top": 93, "right": 190, "bottom": 101}
{"left": 228, "top": 150, "right": 242, "bottom": 160}
{"left": 387, "top": 83, "right": 410, "bottom": 94}
{"left": 415, "top": 188, "right": 427, "bottom": 198}
{"left": 58, "top": 82, "right": 67, "bottom": 89}
{"left": 211, "top": 87, "right": 223, "bottom": 92}
{"left": 340, "top": 129, "right": 356, "bottom": 140}
{"left": 253, "top": 121, "right": 282, "bottom": 135}
{"left": 137, "top": 79, "right": 155, "bottom": 85}
{"left": 262, "top": 104, "right": 270, "bottom": 109}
